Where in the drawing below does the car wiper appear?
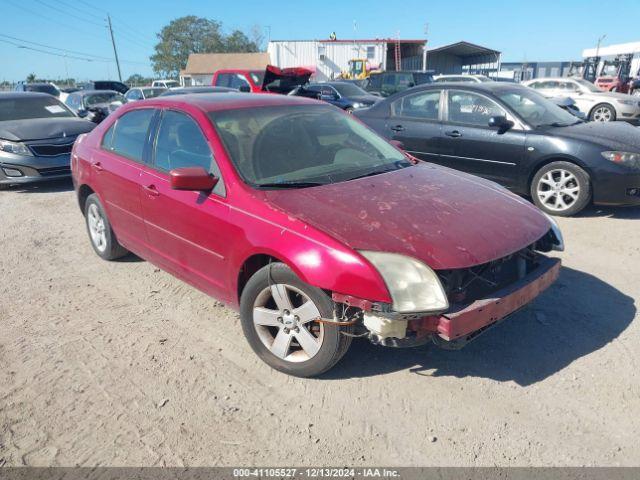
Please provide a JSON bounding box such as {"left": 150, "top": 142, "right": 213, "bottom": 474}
{"left": 254, "top": 181, "right": 326, "bottom": 189}
{"left": 345, "top": 160, "right": 411, "bottom": 181}
{"left": 537, "top": 121, "right": 576, "bottom": 128}
{"left": 345, "top": 166, "right": 399, "bottom": 181}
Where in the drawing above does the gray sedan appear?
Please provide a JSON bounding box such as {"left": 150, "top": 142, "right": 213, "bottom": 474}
{"left": 0, "top": 92, "right": 95, "bottom": 188}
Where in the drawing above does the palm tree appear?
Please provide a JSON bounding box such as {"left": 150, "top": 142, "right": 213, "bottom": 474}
{"left": 26, "top": 73, "right": 36, "bottom": 82}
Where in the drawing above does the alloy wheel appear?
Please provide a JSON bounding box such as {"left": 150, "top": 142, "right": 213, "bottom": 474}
{"left": 536, "top": 169, "right": 580, "bottom": 212}
{"left": 252, "top": 283, "right": 324, "bottom": 363}
{"left": 592, "top": 106, "right": 613, "bottom": 122}
{"left": 87, "top": 203, "right": 107, "bottom": 252}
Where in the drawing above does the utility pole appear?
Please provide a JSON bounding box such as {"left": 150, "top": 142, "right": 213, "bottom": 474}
{"left": 423, "top": 23, "right": 429, "bottom": 72}
{"left": 107, "top": 15, "right": 122, "bottom": 82}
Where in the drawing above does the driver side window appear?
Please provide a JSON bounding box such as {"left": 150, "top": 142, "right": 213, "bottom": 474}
{"left": 154, "top": 110, "right": 225, "bottom": 195}
{"left": 446, "top": 90, "right": 505, "bottom": 127}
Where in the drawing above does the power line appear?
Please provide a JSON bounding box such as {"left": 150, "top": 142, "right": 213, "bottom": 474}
{"left": 5, "top": 0, "right": 107, "bottom": 42}
{"left": 0, "top": 39, "right": 96, "bottom": 62}
{"left": 0, "top": 33, "right": 149, "bottom": 66}
{"left": 73, "top": 0, "right": 157, "bottom": 45}
{"left": 0, "top": 33, "right": 112, "bottom": 61}
{"left": 34, "top": 0, "right": 105, "bottom": 28}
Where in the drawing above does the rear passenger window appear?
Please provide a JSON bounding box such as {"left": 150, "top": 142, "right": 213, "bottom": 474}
{"left": 215, "top": 73, "right": 233, "bottom": 87}
{"left": 447, "top": 91, "right": 505, "bottom": 127}
{"left": 106, "top": 109, "right": 155, "bottom": 162}
{"left": 392, "top": 90, "right": 440, "bottom": 120}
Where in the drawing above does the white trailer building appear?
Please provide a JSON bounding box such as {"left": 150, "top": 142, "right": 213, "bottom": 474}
{"left": 267, "top": 38, "right": 427, "bottom": 81}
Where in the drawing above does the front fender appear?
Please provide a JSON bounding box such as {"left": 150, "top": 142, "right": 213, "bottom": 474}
{"left": 230, "top": 227, "right": 392, "bottom": 308}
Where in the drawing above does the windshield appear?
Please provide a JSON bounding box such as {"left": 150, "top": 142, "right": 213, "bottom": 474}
{"left": 0, "top": 96, "right": 74, "bottom": 121}
{"left": 496, "top": 88, "right": 580, "bottom": 127}
{"left": 332, "top": 83, "right": 368, "bottom": 97}
{"left": 142, "top": 88, "right": 166, "bottom": 99}
{"left": 209, "top": 105, "right": 410, "bottom": 188}
{"left": 84, "top": 92, "right": 125, "bottom": 107}
{"left": 250, "top": 70, "right": 265, "bottom": 85}
{"left": 573, "top": 78, "right": 601, "bottom": 93}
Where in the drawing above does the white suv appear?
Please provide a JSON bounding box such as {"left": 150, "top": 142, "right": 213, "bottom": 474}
{"left": 522, "top": 77, "right": 640, "bottom": 122}
{"left": 433, "top": 74, "right": 493, "bottom": 83}
{"left": 151, "top": 80, "right": 180, "bottom": 89}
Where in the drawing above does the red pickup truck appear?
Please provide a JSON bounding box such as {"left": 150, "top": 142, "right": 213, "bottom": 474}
{"left": 212, "top": 65, "right": 312, "bottom": 94}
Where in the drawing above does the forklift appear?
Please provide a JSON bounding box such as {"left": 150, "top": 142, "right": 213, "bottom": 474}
{"left": 594, "top": 54, "right": 633, "bottom": 92}
{"left": 568, "top": 57, "right": 600, "bottom": 82}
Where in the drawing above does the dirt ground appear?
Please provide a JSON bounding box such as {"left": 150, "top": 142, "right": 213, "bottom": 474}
{"left": 0, "top": 178, "right": 639, "bottom": 467}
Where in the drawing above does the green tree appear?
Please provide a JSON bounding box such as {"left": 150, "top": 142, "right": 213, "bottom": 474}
{"left": 150, "top": 16, "right": 260, "bottom": 78}
{"left": 26, "top": 73, "right": 37, "bottom": 82}
{"left": 126, "top": 73, "right": 153, "bottom": 86}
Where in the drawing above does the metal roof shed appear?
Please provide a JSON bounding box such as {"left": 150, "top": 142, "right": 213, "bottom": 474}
{"left": 427, "top": 41, "right": 501, "bottom": 75}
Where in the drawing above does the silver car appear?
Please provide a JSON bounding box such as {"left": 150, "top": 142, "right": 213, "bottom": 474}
{"left": 0, "top": 92, "right": 95, "bottom": 188}
{"left": 522, "top": 77, "right": 640, "bottom": 122}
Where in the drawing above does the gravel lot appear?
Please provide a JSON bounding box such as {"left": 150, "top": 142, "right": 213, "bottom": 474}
{"left": 1, "top": 179, "right": 639, "bottom": 467}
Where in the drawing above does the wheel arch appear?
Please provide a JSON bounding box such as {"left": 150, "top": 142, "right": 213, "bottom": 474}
{"left": 77, "top": 184, "right": 95, "bottom": 214}
{"left": 527, "top": 155, "right": 592, "bottom": 192}
{"left": 588, "top": 102, "right": 616, "bottom": 120}
{"left": 237, "top": 253, "right": 301, "bottom": 305}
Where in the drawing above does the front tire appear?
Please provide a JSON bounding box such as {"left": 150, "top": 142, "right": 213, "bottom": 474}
{"left": 240, "top": 263, "right": 352, "bottom": 377}
{"left": 531, "top": 161, "right": 591, "bottom": 217}
{"left": 589, "top": 103, "right": 616, "bottom": 122}
{"left": 84, "top": 193, "right": 129, "bottom": 260}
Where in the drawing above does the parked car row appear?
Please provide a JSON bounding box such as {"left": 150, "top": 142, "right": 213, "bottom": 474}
{"left": 355, "top": 82, "right": 640, "bottom": 216}
{"left": 4, "top": 69, "right": 640, "bottom": 377}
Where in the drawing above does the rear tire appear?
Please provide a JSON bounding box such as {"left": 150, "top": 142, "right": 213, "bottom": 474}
{"left": 531, "top": 161, "right": 591, "bottom": 217}
{"left": 589, "top": 103, "right": 616, "bottom": 122}
{"left": 84, "top": 193, "right": 129, "bottom": 260}
{"left": 240, "top": 262, "right": 352, "bottom": 377}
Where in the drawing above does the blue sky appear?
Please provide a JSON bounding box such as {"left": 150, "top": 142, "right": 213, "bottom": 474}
{"left": 1, "top": 0, "right": 639, "bottom": 82}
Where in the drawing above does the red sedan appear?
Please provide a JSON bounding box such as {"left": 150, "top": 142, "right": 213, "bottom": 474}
{"left": 71, "top": 93, "right": 564, "bottom": 377}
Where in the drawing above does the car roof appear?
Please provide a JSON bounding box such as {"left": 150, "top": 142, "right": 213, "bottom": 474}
{"left": 0, "top": 91, "right": 55, "bottom": 100}
{"left": 76, "top": 89, "right": 119, "bottom": 96}
{"left": 135, "top": 92, "right": 321, "bottom": 112}
{"left": 408, "top": 82, "right": 522, "bottom": 93}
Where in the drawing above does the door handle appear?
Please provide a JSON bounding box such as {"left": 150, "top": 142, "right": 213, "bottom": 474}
{"left": 390, "top": 124, "right": 405, "bottom": 132}
{"left": 445, "top": 130, "right": 462, "bottom": 138}
{"left": 143, "top": 184, "right": 160, "bottom": 197}
{"left": 91, "top": 161, "right": 104, "bottom": 171}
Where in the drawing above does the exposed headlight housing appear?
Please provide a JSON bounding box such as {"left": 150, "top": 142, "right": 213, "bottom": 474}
{"left": 360, "top": 251, "right": 449, "bottom": 314}
{"left": 0, "top": 139, "right": 32, "bottom": 156}
{"left": 601, "top": 151, "right": 640, "bottom": 170}
{"left": 543, "top": 213, "right": 565, "bottom": 251}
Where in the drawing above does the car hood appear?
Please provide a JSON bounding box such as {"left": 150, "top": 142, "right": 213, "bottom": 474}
{"left": 0, "top": 118, "right": 95, "bottom": 142}
{"left": 349, "top": 94, "right": 380, "bottom": 105}
{"left": 584, "top": 90, "right": 637, "bottom": 102}
{"left": 262, "top": 164, "right": 551, "bottom": 270}
{"left": 548, "top": 120, "right": 640, "bottom": 150}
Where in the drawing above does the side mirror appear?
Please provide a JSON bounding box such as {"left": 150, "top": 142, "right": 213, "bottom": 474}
{"left": 169, "top": 167, "right": 218, "bottom": 191}
{"left": 77, "top": 109, "right": 88, "bottom": 118}
{"left": 488, "top": 115, "right": 514, "bottom": 134}
{"left": 238, "top": 85, "right": 251, "bottom": 93}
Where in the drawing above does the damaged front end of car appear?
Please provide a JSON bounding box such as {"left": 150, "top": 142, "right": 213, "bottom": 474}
{"left": 328, "top": 228, "right": 563, "bottom": 349}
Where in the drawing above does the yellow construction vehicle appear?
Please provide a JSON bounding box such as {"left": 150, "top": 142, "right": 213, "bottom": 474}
{"left": 340, "top": 59, "right": 380, "bottom": 80}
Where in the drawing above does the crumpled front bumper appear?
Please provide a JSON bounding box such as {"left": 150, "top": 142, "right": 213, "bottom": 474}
{"left": 432, "top": 256, "right": 561, "bottom": 342}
